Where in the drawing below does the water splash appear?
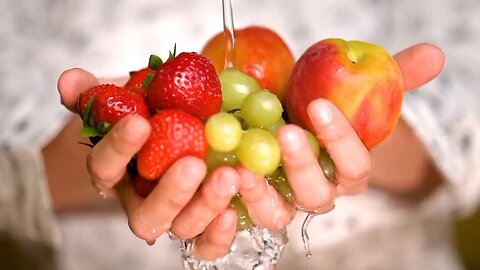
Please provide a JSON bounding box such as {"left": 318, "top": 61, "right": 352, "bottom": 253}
{"left": 180, "top": 226, "right": 288, "bottom": 270}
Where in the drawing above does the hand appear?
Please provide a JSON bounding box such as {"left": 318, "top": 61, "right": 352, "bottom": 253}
{"left": 189, "top": 43, "right": 446, "bottom": 235}
{"left": 275, "top": 43, "right": 445, "bottom": 212}
{"left": 57, "top": 68, "right": 240, "bottom": 260}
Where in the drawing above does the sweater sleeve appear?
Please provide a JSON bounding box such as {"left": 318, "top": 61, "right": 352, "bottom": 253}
{"left": 401, "top": 68, "right": 480, "bottom": 218}
{"left": 0, "top": 147, "right": 60, "bottom": 248}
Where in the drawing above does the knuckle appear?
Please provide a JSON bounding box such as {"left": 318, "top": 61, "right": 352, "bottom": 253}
{"left": 164, "top": 193, "right": 188, "bottom": 210}
{"left": 86, "top": 153, "right": 105, "bottom": 182}
{"left": 194, "top": 244, "right": 228, "bottom": 261}
{"left": 87, "top": 158, "right": 121, "bottom": 188}
{"left": 202, "top": 189, "right": 229, "bottom": 212}
{"left": 344, "top": 157, "right": 371, "bottom": 181}
{"left": 110, "top": 132, "right": 132, "bottom": 156}
{"left": 171, "top": 221, "right": 204, "bottom": 240}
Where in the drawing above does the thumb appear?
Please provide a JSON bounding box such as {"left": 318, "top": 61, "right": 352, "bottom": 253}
{"left": 393, "top": 43, "right": 445, "bottom": 91}
{"left": 57, "top": 68, "right": 99, "bottom": 113}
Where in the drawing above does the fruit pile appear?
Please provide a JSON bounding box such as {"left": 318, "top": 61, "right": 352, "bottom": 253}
{"left": 78, "top": 26, "right": 403, "bottom": 230}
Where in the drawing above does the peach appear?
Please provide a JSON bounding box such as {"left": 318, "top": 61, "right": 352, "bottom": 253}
{"left": 201, "top": 26, "right": 295, "bottom": 102}
{"left": 285, "top": 38, "right": 404, "bottom": 149}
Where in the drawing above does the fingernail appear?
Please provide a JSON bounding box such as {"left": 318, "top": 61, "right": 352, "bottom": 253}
{"left": 214, "top": 170, "right": 238, "bottom": 197}
{"left": 123, "top": 116, "right": 149, "bottom": 143}
{"left": 178, "top": 161, "right": 205, "bottom": 190}
{"left": 308, "top": 100, "right": 333, "bottom": 126}
{"left": 216, "top": 211, "right": 235, "bottom": 231}
{"left": 240, "top": 169, "right": 258, "bottom": 190}
{"left": 281, "top": 128, "right": 303, "bottom": 153}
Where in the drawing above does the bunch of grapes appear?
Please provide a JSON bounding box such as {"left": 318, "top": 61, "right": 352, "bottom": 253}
{"left": 204, "top": 68, "right": 336, "bottom": 230}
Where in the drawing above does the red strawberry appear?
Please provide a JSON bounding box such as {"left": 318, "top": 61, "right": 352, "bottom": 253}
{"left": 124, "top": 67, "right": 155, "bottom": 98}
{"left": 137, "top": 109, "right": 208, "bottom": 180}
{"left": 146, "top": 52, "right": 222, "bottom": 120}
{"left": 133, "top": 174, "right": 158, "bottom": 197}
{"left": 124, "top": 55, "right": 164, "bottom": 98}
{"left": 79, "top": 84, "right": 149, "bottom": 137}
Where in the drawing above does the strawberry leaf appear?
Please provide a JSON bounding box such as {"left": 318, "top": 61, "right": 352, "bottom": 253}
{"left": 82, "top": 95, "right": 95, "bottom": 128}
{"left": 81, "top": 127, "right": 102, "bottom": 138}
{"left": 96, "top": 122, "right": 112, "bottom": 135}
{"left": 142, "top": 73, "right": 155, "bottom": 90}
{"left": 168, "top": 44, "right": 177, "bottom": 61}
{"left": 148, "top": 54, "right": 163, "bottom": 70}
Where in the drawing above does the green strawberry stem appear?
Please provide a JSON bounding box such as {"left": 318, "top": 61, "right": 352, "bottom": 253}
{"left": 96, "top": 122, "right": 112, "bottom": 135}
{"left": 81, "top": 127, "right": 102, "bottom": 138}
{"left": 142, "top": 73, "right": 155, "bottom": 90}
{"left": 82, "top": 96, "right": 95, "bottom": 128}
{"left": 168, "top": 43, "right": 177, "bottom": 60}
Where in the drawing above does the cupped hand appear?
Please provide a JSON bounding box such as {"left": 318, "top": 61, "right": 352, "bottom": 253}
{"left": 57, "top": 68, "right": 240, "bottom": 260}
{"left": 276, "top": 43, "right": 445, "bottom": 212}
{"left": 55, "top": 42, "right": 444, "bottom": 260}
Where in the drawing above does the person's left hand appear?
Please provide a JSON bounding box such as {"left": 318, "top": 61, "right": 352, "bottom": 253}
{"left": 239, "top": 43, "right": 445, "bottom": 217}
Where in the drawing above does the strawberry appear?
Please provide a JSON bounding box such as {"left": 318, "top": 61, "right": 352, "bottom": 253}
{"left": 146, "top": 52, "right": 222, "bottom": 120}
{"left": 124, "top": 67, "right": 155, "bottom": 98}
{"left": 124, "top": 55, "right": 164, "bottom": 98}
{"left": 137, "top": 109, "right": 208, "bottom": 180}
{"left": 79, "top": 84, "right": 149, "bottom": 138}
{"left": 133, "top": 174, "right": 158, "bottom": 197}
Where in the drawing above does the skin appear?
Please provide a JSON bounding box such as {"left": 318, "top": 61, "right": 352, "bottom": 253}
{"left": 43, "top": 43, "right": 444, "bottom": 260}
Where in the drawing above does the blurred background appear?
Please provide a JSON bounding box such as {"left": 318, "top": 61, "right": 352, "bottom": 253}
{"left": 1, "top": 0, "right": 479, "bottom": 269}
{"left": 455, "top": 208, "right": 480, "bottom": 269}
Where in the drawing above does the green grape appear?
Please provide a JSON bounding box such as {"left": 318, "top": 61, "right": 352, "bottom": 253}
{"left": 236, "top": 128, "right": 281, "bottom": 175}
{"left": 219, "top": 68, "right": 262, "bottom": 111}
{"left": 229, "top": 195, "right": 253, "bottom": 230}
{"left": 319, "top": 148, "right": 337, "bottom": 182}
{"left": 266, "top": 168, "right": 295, "bottom": 204}
{"left": 205, "top": 112, "right": 243, "bottom": 152}
{"left": 240, "top": 89, "right": 283, "bottom": 129}
{"left": 267, "top": 117, "right": 286, "bottom": 135}
{"left": 205, "top": 149, "right": 238, "bottom": 171}
{"left": 304, "top": 130, "right": 320, "bottom": 158}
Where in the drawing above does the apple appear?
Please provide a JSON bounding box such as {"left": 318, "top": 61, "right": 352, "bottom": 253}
{"left": 201, "top": 25, "right": 295, "bottom": 102}
{"left": 285, "top": 38, "right": 404, "bottom": 149}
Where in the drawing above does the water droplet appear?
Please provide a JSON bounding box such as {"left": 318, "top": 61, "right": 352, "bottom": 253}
{"left": 98, "top": 190, "right": 107, "bottom": 199}
{"left": 168, "top": 230, "right": 181, "bottom": 240}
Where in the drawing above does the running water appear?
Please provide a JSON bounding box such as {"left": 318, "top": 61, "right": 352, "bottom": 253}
{"left": 178, "top": 2, "right": 288, "bottom": 269}
{"left": 301, "top": 214, "right": 315, "bottom": 259}
{"left": 222, "top": 0, "right": 236, "bottom": 68}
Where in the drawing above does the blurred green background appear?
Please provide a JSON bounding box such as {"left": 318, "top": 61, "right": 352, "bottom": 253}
{"left": 455, "top": 206, "right": 480, "bottom": 270}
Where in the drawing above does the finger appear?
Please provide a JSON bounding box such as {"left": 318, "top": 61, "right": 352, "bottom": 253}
{"left": 87, "top": 115, "right": 150, "bottom": 190}
{"left": 394, "top": 43, "right": 445, "bottom": 91}
{"left": 170, "top": 166, "right": 240, "bottom": 239}
{"left": 307, "top": 99, "right": 371, "bottom": 196}
{"left": 193, "top": 208, "right": 237, "bottom": 261}
{"left": 277, "top": 124, "right": 335, "bottom": 213}
{"left": 237, "top": 166, "right": 295, "bottom": 231}
{"left": 127, "top": 156, "right": 207, "bottom": 242}
{"left": 57, "top": 68, "right": 99, "bottom": 113}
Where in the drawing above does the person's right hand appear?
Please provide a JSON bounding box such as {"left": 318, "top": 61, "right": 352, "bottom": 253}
{"left": 57, "top": 68, "right": 240, "bottom": 260}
